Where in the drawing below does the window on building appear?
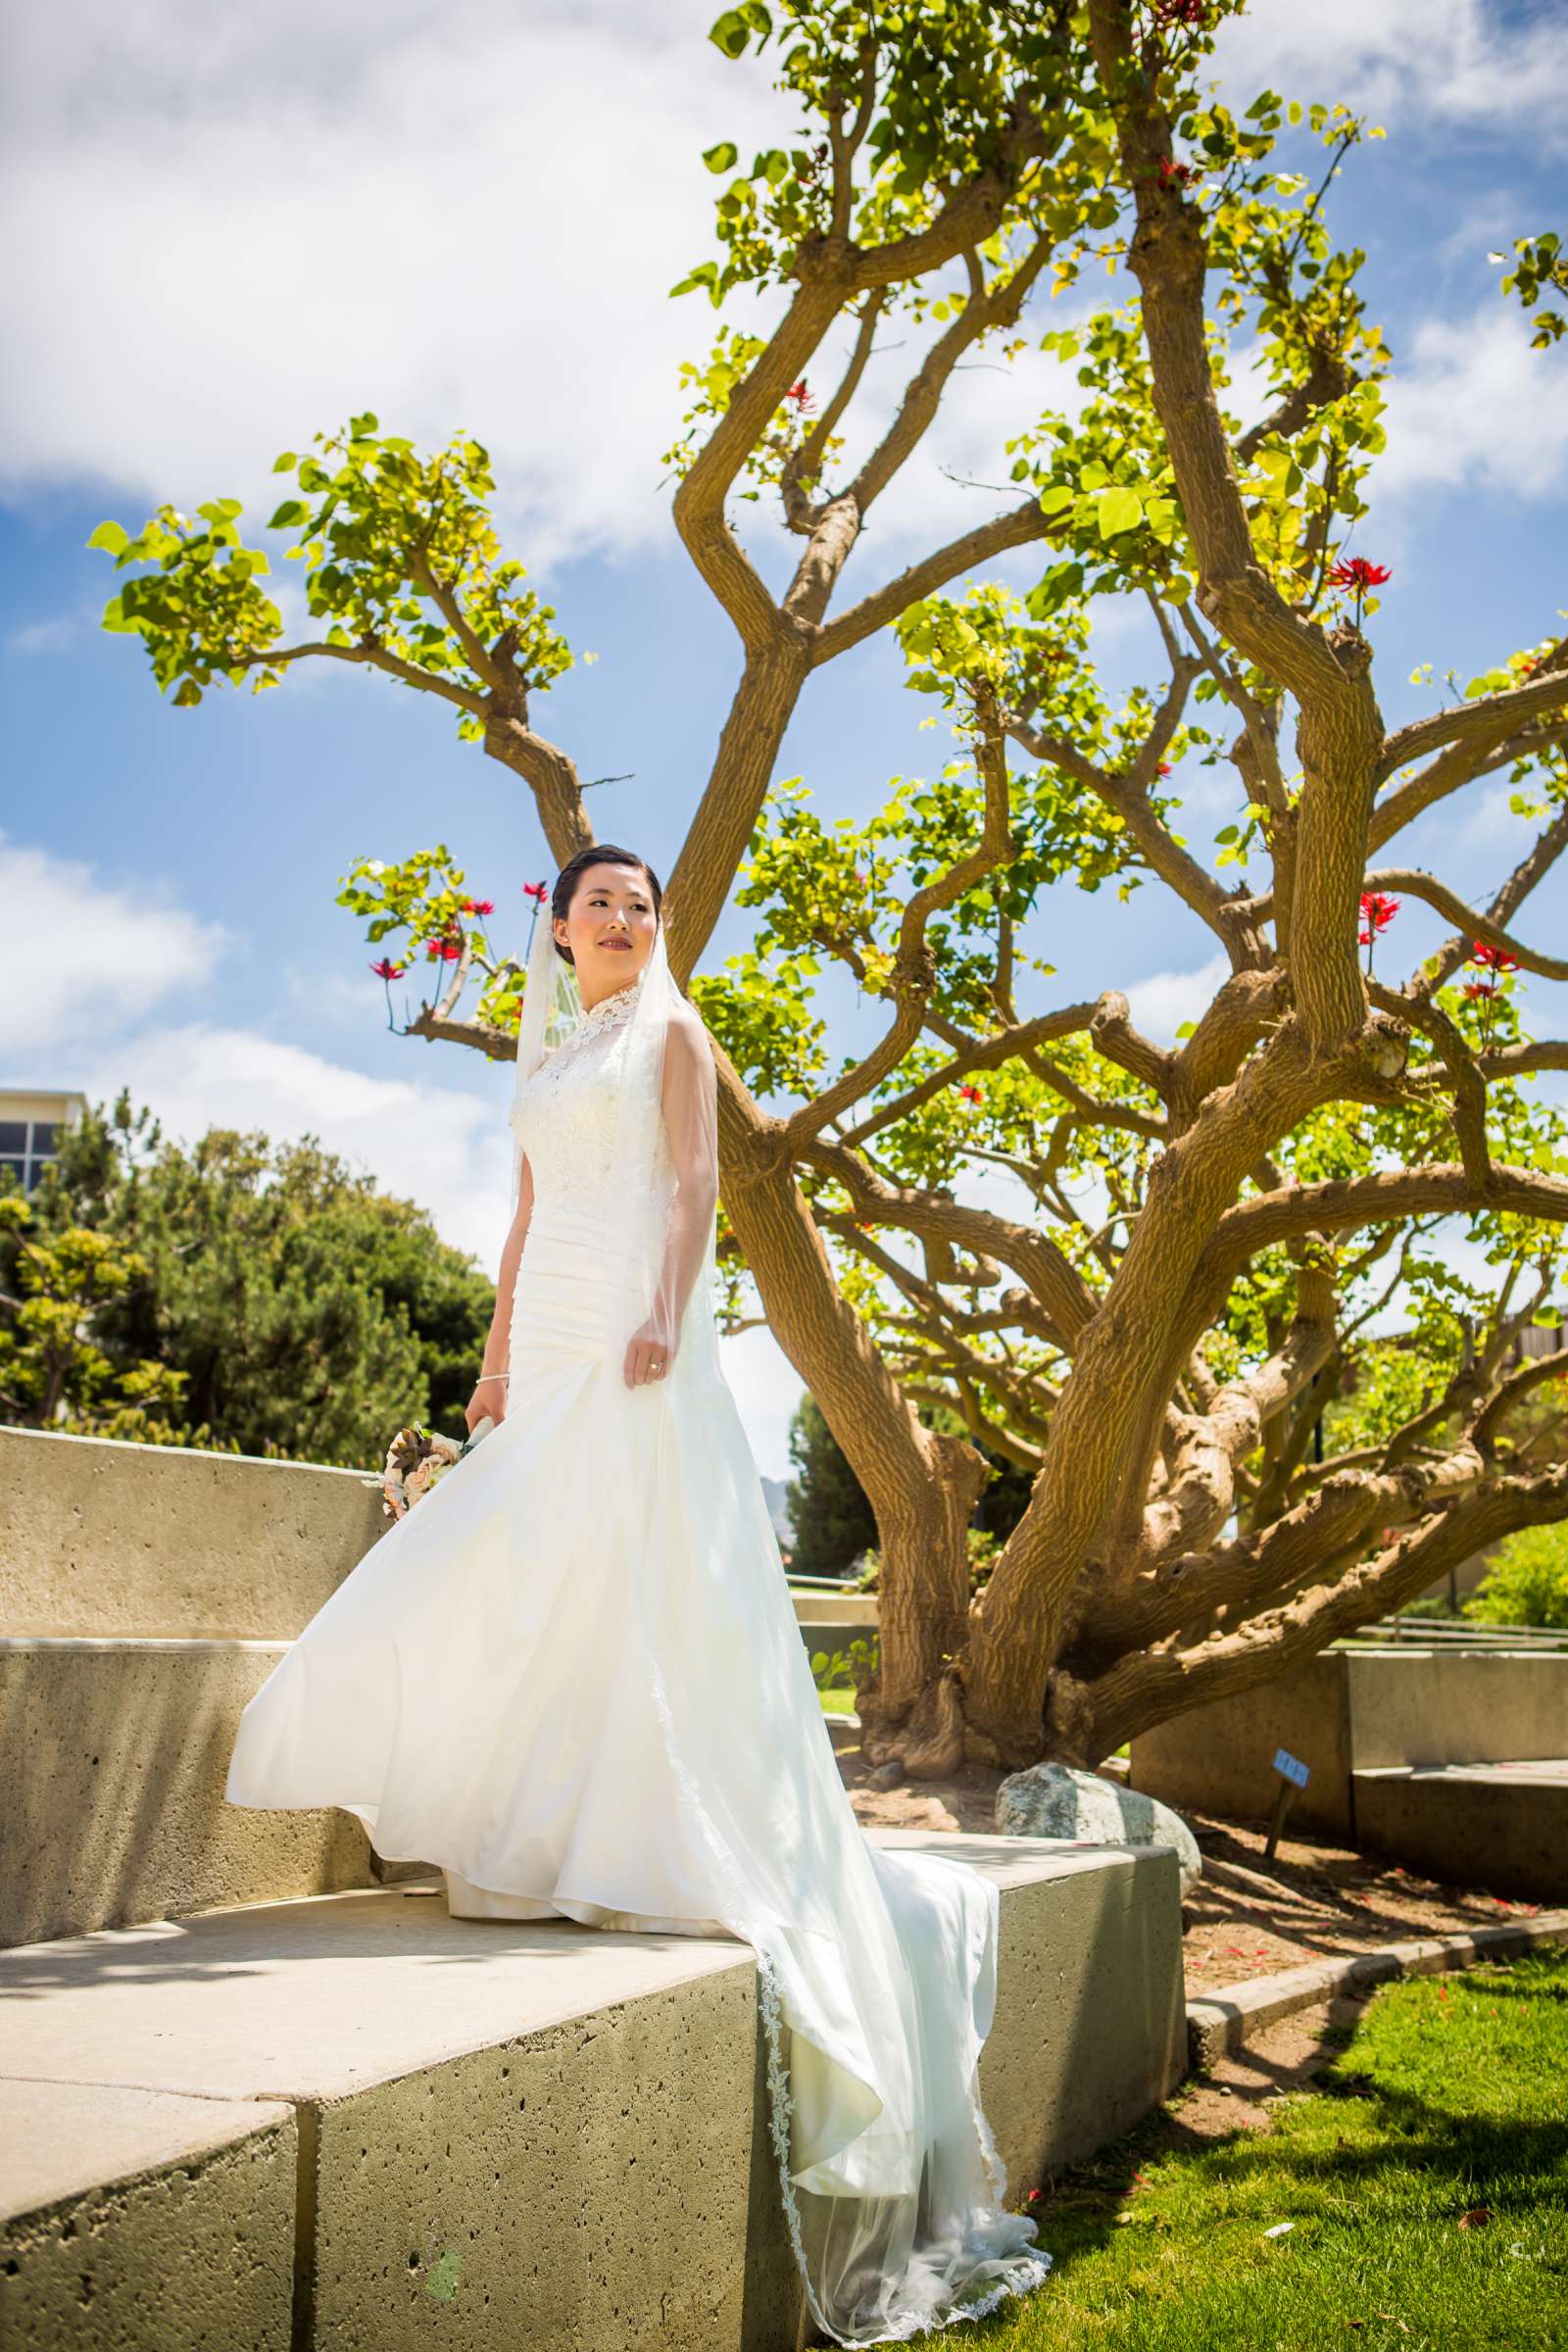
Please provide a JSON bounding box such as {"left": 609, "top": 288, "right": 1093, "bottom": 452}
{"left": 0, "top": 1119, "right": 64, "bottom": 1194}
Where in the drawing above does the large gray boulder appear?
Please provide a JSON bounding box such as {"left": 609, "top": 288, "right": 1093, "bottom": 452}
{"left": 995, "top": 1763, "right": 1202, "bottom": 1895}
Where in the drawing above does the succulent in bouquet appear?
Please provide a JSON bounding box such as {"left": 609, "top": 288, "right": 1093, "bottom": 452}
{"left": 379, "top": 1415, "right": 493, "bottom": 1520}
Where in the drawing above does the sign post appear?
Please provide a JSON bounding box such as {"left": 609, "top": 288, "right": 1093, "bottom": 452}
{"left": 1265, "top": 1746, "right": 1310, "bottom": 1863}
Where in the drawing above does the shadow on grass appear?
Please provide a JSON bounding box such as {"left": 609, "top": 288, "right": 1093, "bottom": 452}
{"left": 948, "top": 1957, "right": 1568, "bottom": 2342}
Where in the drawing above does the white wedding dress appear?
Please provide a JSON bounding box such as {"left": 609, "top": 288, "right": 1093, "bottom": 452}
{"left": 224, "top": 967, "right": 1050, "bottom": 2344}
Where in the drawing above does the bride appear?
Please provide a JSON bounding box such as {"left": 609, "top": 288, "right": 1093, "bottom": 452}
{"left": 224, "top": 844, "right": 1051, "bottom": 2345}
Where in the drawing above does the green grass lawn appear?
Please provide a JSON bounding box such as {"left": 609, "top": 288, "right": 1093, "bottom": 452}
{"left": 932, "top": 1949, "right": 1568, "bottom": 2352}
{"left": 817, "top": 1687, "right": 857, "bottom": 1715}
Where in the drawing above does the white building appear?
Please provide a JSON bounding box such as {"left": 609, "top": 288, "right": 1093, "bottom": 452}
{"left": 0, "top": 1090, "right": 86, "bottom": 1193}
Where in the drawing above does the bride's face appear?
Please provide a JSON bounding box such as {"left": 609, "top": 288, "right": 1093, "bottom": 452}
{"left": 554, "top": 862, "right": 659, "bottom": 1004}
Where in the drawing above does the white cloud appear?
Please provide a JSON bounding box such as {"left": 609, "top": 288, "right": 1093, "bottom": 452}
{"left": 1126, "top": 950, "right": 1231, "bottom": 1046}
{"left": 61, "top": 1019, "right": 514, "bottom": 1269}
{"left": 0, "top": 0, "right": 1108, "bottom": 590}
{"left": 0, "top": 834, "right": 228, "bottom": 1054}
{"left": 0, "top": 0, "right": 791, "bottom": 570}
{"left": 1209, "top": 0, "right": 1568, "bottom": 144}
{"left": 1375, "top": 309, "right": 1568, "bottom": 504}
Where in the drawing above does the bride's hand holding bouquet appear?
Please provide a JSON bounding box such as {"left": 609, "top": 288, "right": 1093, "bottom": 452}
{"left": 467, "top": 1371, "right": 508, "bottom": 1433}
{"left": 377, "top": 1380, "right": 503, "bottom": 1520}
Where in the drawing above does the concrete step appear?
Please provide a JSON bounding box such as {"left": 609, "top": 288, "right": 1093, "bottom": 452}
{"left": 0, "top": 1836, "right": 1184, "bottom": 2352}
{"left": 1351, "top": 1759, "right": 1568, "bottom": 1904}
{"left": 0, "top": 1636, "right": 419, "bottom": 1950}
{"left": 3, "top": 1641, "right": 868, "bottom": 1950}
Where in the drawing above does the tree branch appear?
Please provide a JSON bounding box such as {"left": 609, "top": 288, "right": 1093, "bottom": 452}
{"left": 780, "top": 684, "right": 1014, "bottom": 1148}
{"left": 811, "top": 500, "right": 1054, "bottom": 666}
{"left": 1376, "top": 639, "right": 1568, "bottom": 780}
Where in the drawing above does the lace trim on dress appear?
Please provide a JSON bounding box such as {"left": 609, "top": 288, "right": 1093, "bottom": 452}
{"left": 575, "top": 962, "right": 648, "bottom": 1031}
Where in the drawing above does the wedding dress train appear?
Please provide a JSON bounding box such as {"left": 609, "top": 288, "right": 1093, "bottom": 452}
{"left": 224, "top": 947, "right": 1050, "bottom": 2345}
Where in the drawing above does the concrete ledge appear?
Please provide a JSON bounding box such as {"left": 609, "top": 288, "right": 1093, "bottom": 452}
{"left": 0, "top": 2081, "right": 299, "bottom": 2352}
{"left": 0, "top": 1638, "right": 391, "bottom": 1949}
{"left": 789, "top": 1593, "right": 879, "bottom": 1630}
{"left": 1186, "top": 1908, "right": 1568, "bottom": 2071}
{"left": 2, "top": 1425, "right": 859, "bottom": 1655}
{"left": 0, "top": 1424, "right": 386, "bottom": 1641}
{"left": 1130, "top": 1646, "right": 1568, "bottom": 1844}
{"left": 0, "top": 1836, "right": 1182, "bottom": 2352}
{"left": 1352, "top": 1759, "right": 1568, "bottom": 1905}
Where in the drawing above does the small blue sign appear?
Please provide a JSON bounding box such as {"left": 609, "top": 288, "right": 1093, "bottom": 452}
{"left": 1273, "top": 1746, "right": 1310, "bottom": 1788}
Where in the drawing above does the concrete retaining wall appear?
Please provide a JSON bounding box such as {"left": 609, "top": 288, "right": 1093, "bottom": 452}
{"left": 1129, "top": 1645, "right": 1568, "bottom": 1841}
{"left": 1129, "top": 1651, "right": 1354, "bottom": 1836}
{"left": 0, "top": 1426, "right": 864, "bottom": 1644}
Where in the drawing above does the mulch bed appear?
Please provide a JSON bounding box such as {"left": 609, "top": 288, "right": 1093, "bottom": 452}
{"left": 834, "top": 1746, "right": 1545, "bottom": 1987}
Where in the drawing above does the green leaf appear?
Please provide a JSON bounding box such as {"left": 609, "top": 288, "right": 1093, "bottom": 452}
{"left": 669, "top": 261, "right": 719, "bottom": 298}
{"left": 267, "top": 500, "right": 309, "bottom": 531}
{"left": 271, "top": 452, "right": 298, "bottom": 473}
{"left": 703, "top": 140, "right": 738, "bottom": 173}
{"left": 1097, "top": 485, "right": 1143, "bottom": 540}
{"left": 86, "top": 519, "right": 129, "bottom": 557}
{"left": 709, "top": 5, "right": 769, "bottom": 58}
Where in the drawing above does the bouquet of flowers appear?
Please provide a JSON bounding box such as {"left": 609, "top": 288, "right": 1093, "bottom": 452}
{"left": 378, "top": 1416, "right": 494, "bottom": 1520}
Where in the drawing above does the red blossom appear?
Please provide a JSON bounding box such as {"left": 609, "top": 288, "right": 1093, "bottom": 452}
{"left": 1154, "top": 0, "right": 1207, "bottom": 21}
{"left": 424, "top": 938, "right": 463, "bottom": 962}
{"left": 369, "top": 957, "right": 406, "bottom": 981}
{"left": 957, "top": 1083, "right": 984, "bottom": 1104}
{"left": 1157, "top": 155, "right": 1197, "bottom": 189}
{"left": 521, "top": 879, "right": 549, "bottom": 903}
{"left": 1463, "top": 979, "right": 1498, "bottom": 1003}
{"left": 1357, "top": 890, "right": 1400, "bottom": 946}
{"left": 1470, "top": 940, "right": 1521, "bottom": 973}
{"left": 461, "top": 897, "right": 495, "bottom": 916}
{"left": 1155, "top": 759, "right": 1173, "bottom": 778}
{"left": 785, "top": 379, "right": 816, "bottom": 413}
{"left": 1328, "top": 557, "right": 1393, "bottom": 593}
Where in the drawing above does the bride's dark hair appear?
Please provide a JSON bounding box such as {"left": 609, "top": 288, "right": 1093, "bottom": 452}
{"left": 550, "top": 844, "right": 663, "bottom": 966}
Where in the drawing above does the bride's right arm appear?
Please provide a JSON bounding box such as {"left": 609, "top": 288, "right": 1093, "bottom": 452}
{"left": 468, "top": 1153, "right": 535, "bottom": 1429}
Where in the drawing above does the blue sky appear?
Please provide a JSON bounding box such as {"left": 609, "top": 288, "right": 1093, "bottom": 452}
{"left": 3, "top": 0, "right": 1566, "bottom": 1476}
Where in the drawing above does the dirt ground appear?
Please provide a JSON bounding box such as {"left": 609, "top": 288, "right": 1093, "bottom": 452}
{"left": 1156, "top": 1985, "right": 1376, "bottom": 2146}
{"left": 834, "top": 1744, "right": 1546, "bottom": 1988}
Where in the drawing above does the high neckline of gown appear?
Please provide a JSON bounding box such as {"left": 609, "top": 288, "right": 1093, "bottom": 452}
{"left": 575, "top": 959, "right": 647, "bottom": 1031}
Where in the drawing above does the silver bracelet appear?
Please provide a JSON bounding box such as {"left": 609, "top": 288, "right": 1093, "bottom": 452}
{"left": 473, "top": 1371, "right": 510, "bottom": 1388}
